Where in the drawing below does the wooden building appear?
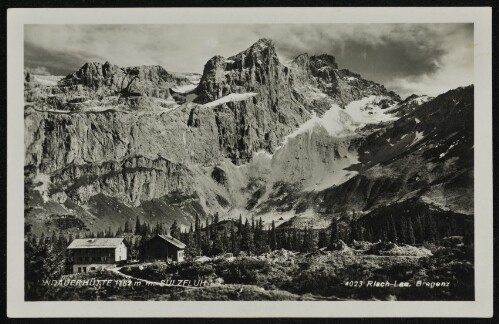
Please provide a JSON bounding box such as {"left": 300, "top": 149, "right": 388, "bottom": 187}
{"left": 67, "top": 237, "right": 127, "bottom": 273}
{"left": 140, "top": 234, "right": 186, "bottom": 263}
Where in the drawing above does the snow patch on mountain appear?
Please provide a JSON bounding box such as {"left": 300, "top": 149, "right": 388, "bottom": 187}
{"left": 204, "top": 92, "right": 258, "bottom": 108}
{"left": 253, "top": 149, "right": 274, "bottom": 159}
{"left": 279, "top": 105, "right": 356, "bottom": 149}
{"left": 33, "top": 173, "right": 51, "bottom": 202}
{"left": 275, "top": 96, "right": 399, "bottom": 154}
{"left": 344, "top": 95, "right": 398, "bottom": 126}
{"left": 311, "top": 163, "right": 359, "bottom": 191}
{"left": 171, "top": 82, "right": 199, "bottom": 94}
{"left": 413, "top": 95, "right": 431, "bottom": 105}
{"left": 32, "top": 74, "right": 65, "bottom": 86}
{"left": 411, "top": 131, "right": 425, "bottom": 146}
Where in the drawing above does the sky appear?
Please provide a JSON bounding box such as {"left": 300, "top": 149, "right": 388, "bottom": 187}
{"left": 24, "top": 24, "right": 473, "bottom": 98}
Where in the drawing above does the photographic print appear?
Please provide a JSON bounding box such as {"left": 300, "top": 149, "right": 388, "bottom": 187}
{"left": 7, "top": 7, "right": 493, "bottom": 318}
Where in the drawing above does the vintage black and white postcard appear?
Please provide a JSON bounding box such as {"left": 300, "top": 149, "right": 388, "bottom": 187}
{"left": 7, "top": 7, "right": 493, "bottom": 318}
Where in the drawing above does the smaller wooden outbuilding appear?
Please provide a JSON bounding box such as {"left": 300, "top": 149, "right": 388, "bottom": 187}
{"left": 140, "top": 234, "right": 186, "bottom": 263}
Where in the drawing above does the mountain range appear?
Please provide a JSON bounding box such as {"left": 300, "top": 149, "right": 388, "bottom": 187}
{"left": 24, "top": 38, "right": 473, "bottom": 238}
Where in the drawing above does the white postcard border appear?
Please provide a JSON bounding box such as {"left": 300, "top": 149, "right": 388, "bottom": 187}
{"left": 7, "top": 7, "right": 493, "bottom": 318}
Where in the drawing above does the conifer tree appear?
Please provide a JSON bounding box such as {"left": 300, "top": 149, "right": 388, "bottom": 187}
{"left": 237, "top": 214, "right": 243, "bottom": 234}
{"left": 357, "top": 223, "right": 364, "bottom": 241}
{"left": 291, "top": 227, "right": 299, "bottom": 251}
{"left": 463, "top": 223, "right": 473, "bottom": 246}
{"left": 407, "top": 219, "right": 416, "bottom": 245}
{"left": 381, "top": 224, "right": 389, "bottom": 242}
{"left": 206, "top": 217, "right": 211, "bottom": 241}
{"left": 170, "top": 220, "right": 181, "bottom": 239}
{"left": 301, "top": 227, "right": 316, "bottom": 252}
{"left": 124, "top": 220, "right": 131, "bottom": 233}
{"left": 135, "top": 217, "right": 141, "bottom": 235}
{"left": 330, "top": 218, "right": 339, "bottom": 244}
{"left": 241, "top": 219, "right": 255, "bottom": 254}
{"left": 222, "top": 229, "right": 230, "bottom": 253}
{"left": 51, "top": 231, "right": 57, "bottom": 243}
{"left": 349, "top": 221, "right": 358, "bottom": 243}
{"left": 230, "top": 224, "right": 239, "bottom": 256}
{"left": 270, "top": 220, "right": 277, "bottom": 250}
{"left": 318, "top": 230, "right": 328, "bottom": 248}
{"left": 211, "top": 233, "right": 225, "bottom": 256}
{"left": 195, "top": 214, "right": 201, "bottom": 246}
{"left": 57, "top": 232, "right": 67, "bottom": 251}
{"left": 213, "top": 212, "right": 220, "bottom": 238}
{"left": 389, "top": 215, "right": 398, "bottom": 242}
{"left": 425, "top": 215, "right": 439, "bottom": 242}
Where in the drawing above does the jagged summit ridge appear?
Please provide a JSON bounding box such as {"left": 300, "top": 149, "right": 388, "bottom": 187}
{"left": 60, "top": 61, "right": 191, "bottom": 97}
{"left": 310, "top": 53, "right": 339, "bottom": 70}
{"left": 229, "top": 38, "right": 277, "bottom": 59}
{"left": 287, "top": 50, "right": 400, "bottom": 107}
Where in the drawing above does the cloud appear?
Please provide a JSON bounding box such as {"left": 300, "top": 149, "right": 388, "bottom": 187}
{"left": 24, "top": 66, "right": 51, "bottom": 75}
{"left": 24, "top": 23, "right": 473, "bottom": 97}
{"left": 383, "top": 24, "right": 474, "bottom": 97}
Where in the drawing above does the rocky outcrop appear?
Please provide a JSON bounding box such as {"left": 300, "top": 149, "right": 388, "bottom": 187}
{"left": 24, "top": 62, "right": 197, "bottom": 112}
{"left": 288, "top": 53, "right": 401, "bottom": 107}
{"left": 388, "top": 94, "right": 432, "bottom": 117}
{"left": 211, "top": 166, "right": 228, "bottom": 186}
{"left": 60, "top": 62, "right": 190, "bottom": 99}
{"left": 50, "top": 155, "right": 194, "bottom": 206}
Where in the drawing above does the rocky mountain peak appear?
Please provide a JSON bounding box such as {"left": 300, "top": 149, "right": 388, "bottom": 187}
{"left": 290, "top": 53, "right": 310, "bottom": 68}
{"left": 61, "top": 61, "right": 121, "bottom": 89}
{"left": 227, "top": 38, "right": 278, "bottom": 63}
{"left": 193, "top": 38, "right": 309, "bottom": 164}
{"left": 250, "top": 38, "right": 275, "bottom": 50}
{"left": 403, "top": 94, "right": 420, "bottom": 102}
{"left": 195, "top": 38, "right": 289, "bottom": 104}
{"left": 310, "top": 54, "right": 338, "bottom": 70}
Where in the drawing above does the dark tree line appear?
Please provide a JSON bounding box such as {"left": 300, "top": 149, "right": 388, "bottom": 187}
{"left": 176, "top": 213, "right": 333, "bottom": 258}
{"left": 353, "top": 208, "right": 473, "bottom": 245}
{"left": 25, "top": 225, "right": 71, "bottom": 300}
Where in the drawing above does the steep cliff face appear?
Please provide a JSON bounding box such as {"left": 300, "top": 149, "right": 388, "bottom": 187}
{"left": 50, "top": 155, "right": 195, "bottom": 206}
{"left": 192, "top": 38, "right": 310, "bottom": 164}
{"left": 24, "top": 104, "right": 223, "bottom": 173}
